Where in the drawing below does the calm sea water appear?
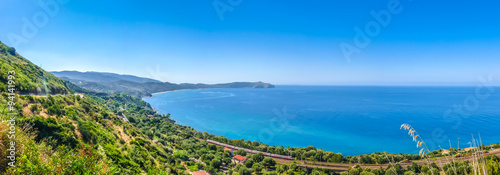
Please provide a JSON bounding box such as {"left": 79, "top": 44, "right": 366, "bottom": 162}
{"left": 144, "top": 86, "right": 500, "bottom": 156}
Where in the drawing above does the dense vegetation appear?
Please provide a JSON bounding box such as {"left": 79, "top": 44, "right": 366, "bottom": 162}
{"left": 0, "top": 93, "right": 171, "bottom": 174}
{"left": 1, "top": 41, "right": 500, "bottom": 175}
{"left": 203, "top": 137, "right": 427, "bottom": 164}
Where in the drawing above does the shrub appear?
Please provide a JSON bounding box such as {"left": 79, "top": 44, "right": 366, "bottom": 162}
{"left": 30, "top": 104, "right": 39, "bottom": 113}
{"left": 7, "top": 47, "right": 15, "bottom": 55}
{"left": 188, "top": 165, "right": 198, "bottom": 172}
{"left": 238, "top": 166, "right": 252, "bottom": 175}
{"left": 7, "top": 142, "right": 116, "bottom": 174}
{"left": 235, "top": 149, "right": 247, "bottom": 156}
{"left": 252, "top": 163, "right": 263, "bottom": 173}
{"left": 173, "top": 150, "right": 189, "bottom": 161}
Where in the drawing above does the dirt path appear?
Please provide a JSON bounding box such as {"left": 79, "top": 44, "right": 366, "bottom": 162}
{"left": 114, "top": 125, "right": 132, "bottom": 143}
{"left": 72, "top": 122, "right": 83, "bottom": 140}
{"left": 181, "top": 161, "right": 191, "bottom": 173}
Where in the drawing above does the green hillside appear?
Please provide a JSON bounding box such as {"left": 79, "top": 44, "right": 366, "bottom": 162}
{"left": 0, "top": 41, "right": 71, "bottom": 95}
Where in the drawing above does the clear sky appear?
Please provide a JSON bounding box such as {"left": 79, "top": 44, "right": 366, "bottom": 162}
{"left": 1, "top": 0, "right": 499, "bottom": 85}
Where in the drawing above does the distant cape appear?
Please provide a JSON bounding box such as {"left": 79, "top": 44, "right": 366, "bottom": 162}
{"left": 51, "top": 70, "right": 274, "bottom": 97}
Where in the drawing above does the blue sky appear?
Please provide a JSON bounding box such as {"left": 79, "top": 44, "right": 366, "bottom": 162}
{"left": 1, "top": 0, "right": 499, "bottom": 85}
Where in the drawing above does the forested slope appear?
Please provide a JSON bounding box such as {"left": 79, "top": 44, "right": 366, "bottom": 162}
{"left": 0, "top": 41, "right": 71, "bottom": 95}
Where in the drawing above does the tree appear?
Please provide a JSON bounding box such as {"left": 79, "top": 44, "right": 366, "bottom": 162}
{"left": 210, "top": 158, "right": 222, "bottom": 169}
{"left": 314, "top": 150, "right": 324, "bottom": 161}
{"left": 332, "top": 153, "right": 344, "bottom": 163}
{"left": 223, "top": 157, "right": 232, "bottom": 165}
{"left": 289, "top": 163, "right": 298, "bottom": 171}
{"left": 360, "top": 170, "right": 375, "bottom": 175}
{"left": 282, "top": 164, "right": 289, "bottom": 171}
{"left": 253, "top": 153, "right": 264, "bottom": 162}
{"left": 7, "top": 47, "right": 16, "bottom": 55}
{"left": 276, "top": 165, "right": 285, "bottom": 174}
{"left": 129, "top": 116, "right": 137, "bottom": 123}
{"left": 205, "top": 166, "right": 217, "bottom": 175}
{"left": 348, "top": 168, "right": 359, "bottom": 175}
{"left": 238, "top": 166, "right": 252, "bottom": 175}
{"left": 173, "top": 150, "right": 189, "bottom": 161}
{"left": 252, "top": 163, "right": 263, "bottom": 174}
{"left": 30, "top": 104, "right": 39, "bottom": 113}
{"left": 47, "top": 105, "right": 62, "bottom": 116}
{"left": 234, "top": 163, "right": 243, "bottom": 172}
{"left": 408, "top": 162, "right": 420, "bottom": 173}
{"left": 207, "top": 144, "right": 217, "bottom": 151}
{"left": 244, "top": 158, "right": 254, "bottom": 168}
{"left": 262, "top": 157, "right": 276, "bottom": 169}
{"left": 235, "top": 149, "right": 247, "bottom": 156}
{"left": 311, "top": 169, "right": 324, "bottom": 175}
{"left": 268, "top": 171, "right": 278, "bottom": 175}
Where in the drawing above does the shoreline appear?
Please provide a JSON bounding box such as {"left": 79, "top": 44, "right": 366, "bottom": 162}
{"left": 143, "top": 88, "right": 198, "bottom": 99}
{"left": 150, "top": 89, "right": 189, "bottom": 95}
{"left": 144, "top": 86, "right": 277, "bottom": 99}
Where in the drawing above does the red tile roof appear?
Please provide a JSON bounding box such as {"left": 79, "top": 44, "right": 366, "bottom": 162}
{"left": 224, "top": 148, "right": 232, "bottom": 152}
{"left": 191, "top": 170, "right": 210, "bottom": 175}
{"left": 233, "top": 155, "right": 247, "bottom": 161}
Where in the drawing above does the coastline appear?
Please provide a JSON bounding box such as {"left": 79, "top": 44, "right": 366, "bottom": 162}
{"left": 143, "top": 88, "right": 197, "bottom": 99}
{"left": 145, "top": 85, "right": 277, "bottom": 99}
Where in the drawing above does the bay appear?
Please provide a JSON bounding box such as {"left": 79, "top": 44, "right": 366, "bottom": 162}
{"left": 144, "top": 86, "right": 500, "bottom": 156}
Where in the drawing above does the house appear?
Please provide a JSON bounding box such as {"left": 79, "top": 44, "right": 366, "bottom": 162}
{"left": 147, "top": 115, "right": 154, "bottom": 118}
{"left": 190, "top": 170, "right": 210, "bottom": 175}
{"left": 232, "top": 155, "right": 247, "bottom": 164}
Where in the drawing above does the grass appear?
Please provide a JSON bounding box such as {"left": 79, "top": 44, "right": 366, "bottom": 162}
{"left": 399, "top": 123, "right": 493, "bottom": 175}
{"left": 0, "top": 103, "right": 117, "bottom": 174}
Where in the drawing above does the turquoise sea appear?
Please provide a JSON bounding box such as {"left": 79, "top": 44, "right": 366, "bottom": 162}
{"left": 144, "top": 86, "right": 500, "bottom": 156}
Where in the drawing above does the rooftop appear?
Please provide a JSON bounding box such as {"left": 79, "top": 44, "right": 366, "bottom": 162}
{"left": 233, "top": 155, "right": 247, "bottom": 161}
{"left": 190, "top": 170, "right": 210, "bottom": 175}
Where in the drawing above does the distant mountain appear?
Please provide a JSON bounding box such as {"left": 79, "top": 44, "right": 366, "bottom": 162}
{"left": 52, "top": 71, "right": 274, "bottom": 97}
{"left": 51, "top": 71, "right": 162, "bottom": 83}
